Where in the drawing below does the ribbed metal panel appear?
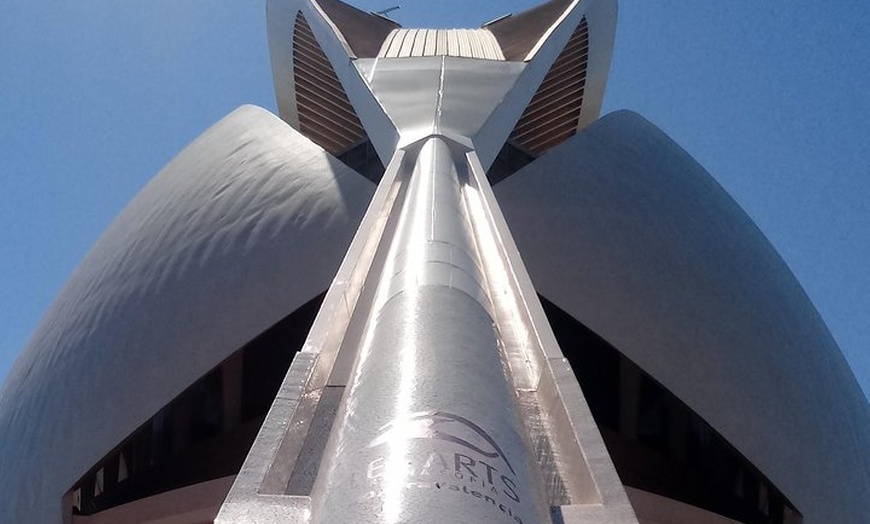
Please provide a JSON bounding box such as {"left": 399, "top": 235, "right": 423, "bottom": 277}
{"left": 509, "top": 17, "right": 588, "bottom": 156}
{"left": 293, "top": 13, "right": 366, "bottom": 154}
{"left": 378, "top": 28, "right": 505, "bottom": 60}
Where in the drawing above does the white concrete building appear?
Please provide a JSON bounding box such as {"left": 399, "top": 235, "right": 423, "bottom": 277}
{"left": 0, "top": 1, "right": 867, "bottom": 524}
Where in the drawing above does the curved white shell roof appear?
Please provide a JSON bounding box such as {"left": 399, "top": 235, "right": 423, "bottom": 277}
{"left": 0, "top": 105, "right": 375, "bottom": 523}
{"left": 493, "top": 110, "right": 870, "bottom": 524}
{"left": 3, "top": 5, "right": 866, "bottom": 517}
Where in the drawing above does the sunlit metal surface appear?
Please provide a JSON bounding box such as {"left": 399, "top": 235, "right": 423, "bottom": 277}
{"left": 221, "top": 1, "right": 634, "bottom": 524}
{"left": 364, "top": 56, "right": 525, "bottom": 154}
{"left": 308, "top": 137, "right": 549, "bottom": 524}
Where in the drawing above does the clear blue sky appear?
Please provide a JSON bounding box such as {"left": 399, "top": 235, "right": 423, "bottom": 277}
{"left": 1, "top": 1, "right": 868, "bottom": 398}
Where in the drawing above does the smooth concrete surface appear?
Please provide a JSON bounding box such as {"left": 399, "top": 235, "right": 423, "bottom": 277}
{"left": 0, "top": 105, "right": 375, "bottom": 524}
{"left": 493, "top": 110, "right": 870, "bottom": 524}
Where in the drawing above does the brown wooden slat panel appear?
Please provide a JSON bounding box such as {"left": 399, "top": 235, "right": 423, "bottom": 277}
{"left": 522, "top": 75, "right": 587, "bottom": 114}
{"left": 511, "top": 97, "right": 584, "bottom": 142}
{"left": 294, "top": 69, "right": 352, "bottom": 108}
{"left": 295, "top": 91, "right": 365, "bottom": 141}
{"left": 293, "top": 45, "right": 344, "bottom": 83}
{"left": 521, "top": 118, "right": 581, "bottom": 152}
{"left": 544, "top": 49, "right": 589, "bottom": 80}
{"left": 297, "top": 116, "right": 356, "bottom": 153}
{"left": 292, "top": 13, "right": 367, "bottom": 156}
{"left": 517, "top": 72, "right": 586, "bottom": 114}
{"left": 508, "top": 17, "right": 589, "bottom": 156}
{"left": 294, "top": 72, "right": 358, "bottom": 116}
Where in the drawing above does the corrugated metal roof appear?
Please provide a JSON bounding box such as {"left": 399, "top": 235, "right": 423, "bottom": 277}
{"left": 378, "top": 28, "right": 505, "bottom": 60}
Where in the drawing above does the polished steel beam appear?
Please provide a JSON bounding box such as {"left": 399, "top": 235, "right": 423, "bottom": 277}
{"left": 308, "top": 137, "right": 550, "bottom": 524}
{"left": 218, "top": 3, "right": 635, "bottom": 523}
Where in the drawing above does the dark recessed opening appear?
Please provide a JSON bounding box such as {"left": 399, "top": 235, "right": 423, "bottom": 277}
{"left": 539, "top": 295, "right": 801, "bottom": 524}
{"left": 70, "top": 292, "right": 325, "bottom": 516}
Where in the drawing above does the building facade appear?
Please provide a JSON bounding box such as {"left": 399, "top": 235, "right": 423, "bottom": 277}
{"left": 0, "top": 1, "right": 867, "bottom": 524}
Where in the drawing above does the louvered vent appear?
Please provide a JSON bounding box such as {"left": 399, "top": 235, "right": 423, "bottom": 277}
{"left": 508, "top": 17, "right": 589, "bottom": 156}
{"left": 293, "top": 13, "right": 366, "bottom": 155}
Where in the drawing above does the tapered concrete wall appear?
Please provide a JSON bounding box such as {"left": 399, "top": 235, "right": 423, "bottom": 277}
{"left": 0, "top": 105, "right": 375, "bottom": 524}
{"left": 493, "top": 110, "right": 870, "bottom": 524}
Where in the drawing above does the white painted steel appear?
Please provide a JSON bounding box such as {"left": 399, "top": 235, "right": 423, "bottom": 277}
{"left": 521, "top": 0, "right": 583, "bottom": 62}
{"left": 474, "top": 0, "right": 616, "bottom": 171}
{"left": 0, "top": 106, "right": 375, "bottom": 524}
{"left": 579, "top": 0, "right": 618, "bottom": 131}
{"left": 364, "top": 56, "right": 525, "bottom": 155}
{"left": 267, "top": 0, "right": 615, "bottom": 172}
{"left": 494, "top": 110, "right": 870, "bottom": 524}
{"left": 267, "top": 0, "right": 399, "bottom": 163}
{"left": 266, "top": 1, "right": 301, "bottom": 128}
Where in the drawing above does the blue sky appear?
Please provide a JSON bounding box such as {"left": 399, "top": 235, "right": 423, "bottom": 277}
{"left": 1, "top": 0, "right": 868, "bottom": 398}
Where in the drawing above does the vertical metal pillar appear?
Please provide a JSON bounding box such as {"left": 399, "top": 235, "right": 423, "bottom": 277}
{"left": 309, "top": 137, "right": 550, "bottom": 524}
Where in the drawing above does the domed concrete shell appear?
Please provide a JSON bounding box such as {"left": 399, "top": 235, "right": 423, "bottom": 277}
{"left": 3, "top": 104, "right": 867, "bottom": 524}
{"left": 0, "top": 105, "right": 375, "bottom": 523}
{"left": 493, "top": 110, "right": 870, "bottom": 524}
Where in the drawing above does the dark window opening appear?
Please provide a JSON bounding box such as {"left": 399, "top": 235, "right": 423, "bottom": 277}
{"left": 70, "top": 292, "right": 325, "bottom": 516}
{"left": 487, "top": 141, "right": 537, "bottom": 185}
{"left": 337, "top": 139, "right": 386, "bottom": 184}
{"left": 636, "top": 374, "right": 670, "bottom": 454}
{"left": 539, "top": 295, "right": 801, "bottom": 524}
